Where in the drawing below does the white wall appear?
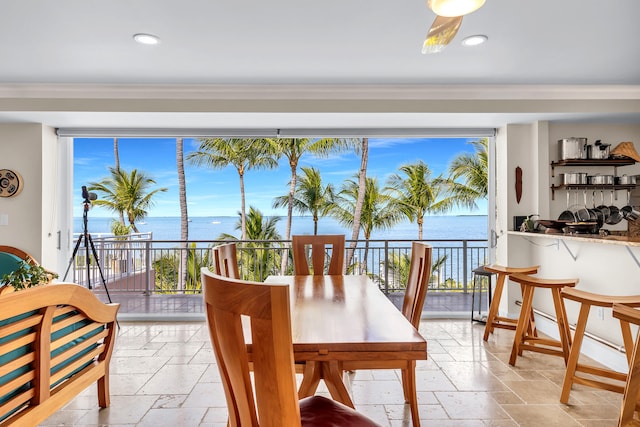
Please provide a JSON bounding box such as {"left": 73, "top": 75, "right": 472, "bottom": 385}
{"left": 0, "top": 123, "right": 60, "bottom": 272}
{"left": 495, "top": 122, "right": 549, "bottom": 315}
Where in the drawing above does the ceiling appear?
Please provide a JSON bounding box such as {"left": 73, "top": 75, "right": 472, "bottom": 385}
{"left": 0, "top": 0, "right": 639, "bottom": 131}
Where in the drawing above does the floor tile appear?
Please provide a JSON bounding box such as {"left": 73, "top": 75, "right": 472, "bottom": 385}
{"left": 33, "top": 319, "right": 632, "bottom": 426}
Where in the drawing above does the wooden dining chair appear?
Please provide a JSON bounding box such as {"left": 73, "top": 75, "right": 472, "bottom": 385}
{"left": 612, "top": 304, "right": 640, "bottom": 427}
{"left": 200, "top": 267, "right": 381, "bottom": 427}
{"left": 292, "top": 234, "right": 345, "bottom": 275}
{"left": 212, "top": 242, "right": 240, "bottom": 279}
{"left": 342, "top": 242, "right": 432, "bottom": 427}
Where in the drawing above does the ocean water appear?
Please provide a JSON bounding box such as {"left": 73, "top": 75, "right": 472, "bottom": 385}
{"left": 74, "top": 215, "right": 488, "bottom": 242}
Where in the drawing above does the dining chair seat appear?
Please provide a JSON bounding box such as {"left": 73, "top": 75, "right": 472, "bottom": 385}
{"left": 292, "top": 234, "right": 345, "bottom": 275}
{"left": 299, "top": 395, "right": 381, "bottom": 427}
{"left": 201, "top": 268, "right": 381, "bottom": 427}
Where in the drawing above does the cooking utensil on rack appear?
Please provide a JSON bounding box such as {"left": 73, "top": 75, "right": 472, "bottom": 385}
{"left": 558, "top": 191, "right": 576, "bottom": 222}
{"left": 590, "top": 191, "right": 604, "bottom": 228}
{"left": 575, "top": 190, "right": 592, "bottom": 222}
{"left": 606, "top": 191, "right": 623, "bottom": 225}
{"left": 622, "top": 189, "right": 640, "bottom": 221}
{"left": 596, "top": 190, "right": 610, "bottom": 220}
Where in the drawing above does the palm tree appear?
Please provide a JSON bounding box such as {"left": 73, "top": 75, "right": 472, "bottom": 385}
{"left": 329, "top": 176, "right": 402, "bottom": 273}
{"left": 269, "top": 137, "right": 358, "bottom": 272}
{"left": 187, "top": 138, "right": 278, "bottom": 240}
{"left": 447, "top": 138, "right": 489, "bottom": 209}
{"left": 272, "top": 166, "right": 333, "bottom": 235}
{"left": 386, "top": 161, "right": 458, "bottom": 240}
{"left": 113, "top": 137, "right": 125, "bottom": 226}
{"left": 218, "top": 206, "right": 282, "bottom": 281}
{"left": 89, "top": 167, "right": 167, "bottom": 233}
{"left": 347, "top": 137, "right": 368, "bottom": 270}
{"left": 176, "top": 137, "right": 189, "bottom": 292}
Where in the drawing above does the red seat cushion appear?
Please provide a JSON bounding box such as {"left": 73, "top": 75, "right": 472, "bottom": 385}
{"left": 299, "top": 395, "right": 382, "bottom": 427}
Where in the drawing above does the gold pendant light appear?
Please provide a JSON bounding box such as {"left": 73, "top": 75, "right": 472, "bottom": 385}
{"left": 427, "top": 0, "right": 486, "bottom": 17}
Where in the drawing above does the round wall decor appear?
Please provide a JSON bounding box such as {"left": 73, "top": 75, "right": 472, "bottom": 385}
{"left": 0, "top": 169, "right": 23, "bottom": 198}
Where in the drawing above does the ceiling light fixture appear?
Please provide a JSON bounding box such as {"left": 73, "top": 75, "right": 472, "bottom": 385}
{"left": 133, "top": 33, "right": 160, "bottom": 45}
{"left": 461, "top": 34, "right": 488, "bottom": 47}
{"left": 427, "top": 0, "right": 486, "bottom": 17}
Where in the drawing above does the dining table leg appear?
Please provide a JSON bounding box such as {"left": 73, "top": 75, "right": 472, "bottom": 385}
{"left": 322, "top": 360, "right": 355, "bottom": 408}
{"left": 299, "top": 361, "right": 322, "bottom": 398}
{"left": 297, "top": 360, "right": 355, "bottom": 408}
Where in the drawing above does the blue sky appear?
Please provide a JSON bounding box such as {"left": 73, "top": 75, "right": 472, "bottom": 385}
{"left": 73, "top": 137, "right": 488, "bottom": 218}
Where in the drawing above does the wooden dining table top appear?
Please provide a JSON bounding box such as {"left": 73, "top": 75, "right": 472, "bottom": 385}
{"left": 263, "top": 274, "right": 427, "bottom": 361}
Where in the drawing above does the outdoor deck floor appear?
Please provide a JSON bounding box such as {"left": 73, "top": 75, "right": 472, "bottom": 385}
{"left": 95, "top": 290, "right": 480, "bottom": 320}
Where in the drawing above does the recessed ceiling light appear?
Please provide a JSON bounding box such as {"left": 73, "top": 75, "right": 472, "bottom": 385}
{"left": 461, "top": 34, "right": 488, "bottom": 47}
{"left": 133, "top": 33, "right": 160, "bottom": 45}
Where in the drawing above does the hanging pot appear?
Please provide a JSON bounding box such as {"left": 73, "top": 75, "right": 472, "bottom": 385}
{"left": 558, "top": 191, "right": 576, "bottom": 222}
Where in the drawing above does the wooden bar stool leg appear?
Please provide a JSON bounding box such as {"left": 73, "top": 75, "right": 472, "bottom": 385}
{"left": 510, "top": 284, "right": 535, "bottom": 366}
{"left": 552, "top": 287, "right": 572, "bottom": 363}
{"left": 484, "top": 272, "right": 506, "bottom": 341}
{"left": 560, "top": 303, "right": 590, "bottom": 403}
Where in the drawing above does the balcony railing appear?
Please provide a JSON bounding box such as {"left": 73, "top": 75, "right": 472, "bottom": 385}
{"left": 66, "top": 234, "right": 489, "bottom": 298}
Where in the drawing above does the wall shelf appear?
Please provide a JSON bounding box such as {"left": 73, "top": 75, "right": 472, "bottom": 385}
{"left": 550, "top": 158, "right": 637, "bottom": 200}
{"left": 551, "top": 158, "right": 635, "bottom": 177}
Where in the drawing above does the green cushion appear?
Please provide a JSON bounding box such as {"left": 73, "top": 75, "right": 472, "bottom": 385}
{"left": 0, "top": 252, "right": 21, "bottom": 282}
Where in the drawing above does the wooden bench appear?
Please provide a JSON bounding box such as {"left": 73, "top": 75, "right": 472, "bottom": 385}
{"left": 0, "top": 283, "right": 119, "bottom": 426}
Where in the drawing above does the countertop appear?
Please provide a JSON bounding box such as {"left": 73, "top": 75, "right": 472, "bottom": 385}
{"left": 508, "top": 230, "right": 640, "bottom": 247}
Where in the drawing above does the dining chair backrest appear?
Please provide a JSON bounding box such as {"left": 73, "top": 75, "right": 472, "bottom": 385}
{"left": 292, "top": 234, "right": 345, "bottom": 276}
{"left": 402, "top": 242, "right": 433, "bottom": 328}
{"left": 212, "top": 242, "right": 240, "bottom": 279}
{"left": 201, "top": 267, "right": 300, "bottom": 427}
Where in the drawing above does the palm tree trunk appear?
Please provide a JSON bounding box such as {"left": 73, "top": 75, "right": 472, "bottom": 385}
{"left": 113, "top": 138, "right": 125, "bottom": 226}
{"left": 280, "top": 161, "right": 297, "bottom": 274}
{"left": 177, "top": 138, "right": 188, "bottom": 293}
{"left": 346, "top": 138, "right": 368, "bottom": 271}
{"left": 239, "top": 169, "right": 247, "bottom": 240}
{"left": 418, "top": 217, "right": 424, "bottom": 240}
{"left": 362, "top": 237, "right": 370, "bottom": 274}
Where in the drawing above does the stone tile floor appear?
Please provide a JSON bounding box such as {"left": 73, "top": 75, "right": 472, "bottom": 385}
{"left": 39, "top": 319, "right": 624, "bottom": 426}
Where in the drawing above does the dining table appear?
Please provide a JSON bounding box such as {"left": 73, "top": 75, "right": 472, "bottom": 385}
{"left": 261, "top": 274, "right": 428, "bottom": 408}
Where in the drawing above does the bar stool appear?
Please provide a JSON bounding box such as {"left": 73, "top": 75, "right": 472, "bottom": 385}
{"left": 471, "top": 265, "right": 494, "bottom": 323}
{"left": 612, "top": 304, "right": 640, "bottom": 427}
{"left": 507, "top": 273, "right": 578, "bottom": 366}
{"left": 482, "top": 264, "right": 539, "bottom": 341}
{"left": 559, "top": 288, "right": 640, "bottom": 404}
